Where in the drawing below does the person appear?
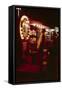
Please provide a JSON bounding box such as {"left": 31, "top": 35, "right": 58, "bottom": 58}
{"left": 28, "top": 29, "right": 37, "bottom": 64}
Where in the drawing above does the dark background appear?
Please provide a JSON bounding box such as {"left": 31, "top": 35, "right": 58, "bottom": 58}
{"left": 17, "top": 6, "right": 60, "bottom": 27}
{"left": 15, "top": 6, "right": 60, "bottom": 83}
